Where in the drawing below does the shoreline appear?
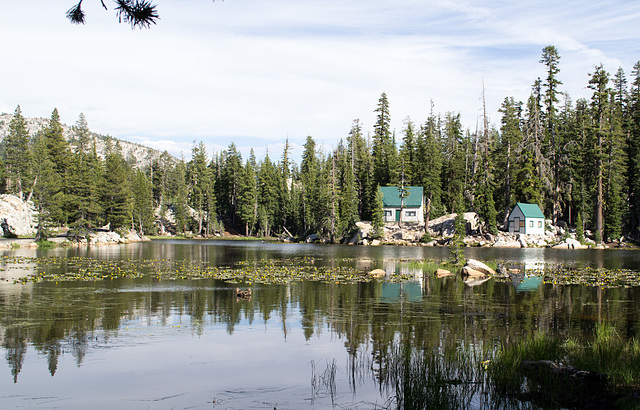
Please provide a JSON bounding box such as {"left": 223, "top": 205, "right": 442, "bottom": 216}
{"left": 1, "top": 230, "right": 638, "bottom": 250}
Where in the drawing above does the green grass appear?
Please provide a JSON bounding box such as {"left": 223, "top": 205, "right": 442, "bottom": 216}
{"left": 370, "top": 325, "right": 640, "bottom": 409}
{"left": 36, "top": 240, "right": 58, "bottom": 249}
{"left": 487, "top": 324, "right": 640, "bottom": 408}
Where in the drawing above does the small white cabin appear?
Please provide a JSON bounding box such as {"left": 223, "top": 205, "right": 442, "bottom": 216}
{"left": 507, "top": 203, "right": 545, "bottom": 235}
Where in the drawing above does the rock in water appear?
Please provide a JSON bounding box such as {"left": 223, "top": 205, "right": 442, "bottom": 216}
{"left": 435, "top": 269, "right": 452, "bottom": 278}
{"left": 464, "top": 277, "right": 491, "bottom": 287}
{"left": 461, "top": 266, "right": 486, "bottom": 278}
{"left": 464, "top": 259, "right": 496, "bottom": 276}
{"left": 368, "top": 269, "right": 386, "bottom": 278}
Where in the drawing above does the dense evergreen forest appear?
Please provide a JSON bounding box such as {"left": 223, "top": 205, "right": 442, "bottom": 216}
{"left": 2, "top": 46, "right": 640, "bottom": 243}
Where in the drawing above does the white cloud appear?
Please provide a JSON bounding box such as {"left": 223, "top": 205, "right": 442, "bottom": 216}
{"left": 1, "top": 0, "right": 639, "bottom": 164}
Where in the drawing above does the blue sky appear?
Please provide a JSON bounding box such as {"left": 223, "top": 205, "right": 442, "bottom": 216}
{"left": 1, "top": 0, "right": 639, "bottom": 164}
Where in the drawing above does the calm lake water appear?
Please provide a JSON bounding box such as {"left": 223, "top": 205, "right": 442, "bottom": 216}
{"left": 1, "top": 240, "right": 640, "bottom": 409}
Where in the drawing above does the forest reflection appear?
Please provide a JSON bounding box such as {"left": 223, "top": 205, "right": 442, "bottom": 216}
{"left": 3, "top": 271, "right": 640, "bottom": 383}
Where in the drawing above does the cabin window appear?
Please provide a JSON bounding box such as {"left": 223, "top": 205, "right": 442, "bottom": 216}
{"left": 519, "top": 220, "right": 525, "bottom": 227}
{"left": 406, "top": 211, "right": 416, "bottom": 217}
{"left": 384, "top": 210, "right": 393, "bottom": 217}
{"left": 529, "top": 220, "right": 533, "bottom": 228}
{"left": 538, "top": 221, "right": 542, "bottom": 228}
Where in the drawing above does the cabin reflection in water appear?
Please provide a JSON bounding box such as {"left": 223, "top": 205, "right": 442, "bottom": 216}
{"left": 380, "top": 260, "right": 424, "bottom": 302}
{"left": 510, "top": 253, "right": 545, "bottom": 292}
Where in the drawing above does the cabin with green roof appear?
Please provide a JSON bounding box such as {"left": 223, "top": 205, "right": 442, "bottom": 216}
{"left": 507, "top": 203, "right": 545, "bottom": 235}
{"left": 380, "top": 186, "right": 424, "bottom": 224}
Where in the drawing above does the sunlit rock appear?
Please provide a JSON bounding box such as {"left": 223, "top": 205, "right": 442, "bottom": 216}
{"left": 461, "top": 266, "right": 486, "bottom": 278}
{"left": 435, "top": 268, "right": 451, "bottom": 278}
{"left": 368, "top": 269, "right": 385, "bottom": 278}
{"left": 465, "top": 259, "right": 496, "bottom": 276}
{"left": 0, "top": 194, "right": 37, "bottom": 237}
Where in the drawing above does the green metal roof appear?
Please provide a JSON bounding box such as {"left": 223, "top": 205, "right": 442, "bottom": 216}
{"left": 380, "top": 186, "right": 424, "bottom": 208}
{"left": 515, "top": 203, "right": 545, "bottom": 219}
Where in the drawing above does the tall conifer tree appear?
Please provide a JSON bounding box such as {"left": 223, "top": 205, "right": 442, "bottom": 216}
{"left": 3, "top": 106, "right": 32, "bottom": 199}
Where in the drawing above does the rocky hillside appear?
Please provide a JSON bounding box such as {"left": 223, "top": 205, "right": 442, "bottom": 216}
{"left": 0, "top": 113, "right": 169, "bottom": 169}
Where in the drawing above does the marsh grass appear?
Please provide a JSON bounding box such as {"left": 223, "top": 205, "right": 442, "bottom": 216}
{"left": 363, "top": 325, "right": 640, "bottom": 409}
{"left": 310, "top": 358, "right": 338, "bottom": 405}
{"left": 567, "top": 324, "right": 640, "bottom": 388}
{"left": 488, "top": 324, "right": 640, "bottom": 408}
{"left": 388, "top": 344, "right": 486, "bottom": 410}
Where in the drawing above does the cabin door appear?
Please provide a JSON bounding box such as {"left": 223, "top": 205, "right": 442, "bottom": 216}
{"left": 395, "top": 210, "right": 401, "bottom": 222}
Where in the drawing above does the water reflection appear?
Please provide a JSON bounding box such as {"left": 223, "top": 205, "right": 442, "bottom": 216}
{"left": 0, "top": 241, "right": 639, "bottom": 408}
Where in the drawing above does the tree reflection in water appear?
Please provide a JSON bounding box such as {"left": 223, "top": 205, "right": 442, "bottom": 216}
{"left": 1, "top": 242, "right": 640, "bottom": 408}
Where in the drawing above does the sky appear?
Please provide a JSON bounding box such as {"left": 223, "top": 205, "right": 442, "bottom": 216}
{"left": 1, "top": 0, "right": 639, "bottom": 164}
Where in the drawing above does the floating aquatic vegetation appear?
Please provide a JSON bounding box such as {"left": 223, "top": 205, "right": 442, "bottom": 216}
{"left": 7, "top": 254, "right": 640, "bottom": 288}
{"left": 542, "top": 265, "right": 640, "bottom": 288}
{"left": 9, "top": 255, "right": 419, "bottom": 285}
{"left": 489, "top": 261, "right": 640, "bottom": 288}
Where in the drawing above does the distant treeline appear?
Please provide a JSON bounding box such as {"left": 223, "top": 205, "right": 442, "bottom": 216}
{"left": 2, "top": 46, "right": 640, "bottom": 242}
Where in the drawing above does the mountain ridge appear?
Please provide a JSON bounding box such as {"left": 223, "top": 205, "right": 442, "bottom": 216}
{"left": 0, "top": 113, "right": 170, "bottom": 169}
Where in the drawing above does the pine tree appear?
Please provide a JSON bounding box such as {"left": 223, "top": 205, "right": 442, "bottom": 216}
{"left": 71, "top": 113, "right": 92, "bottom": 154}
{"left": 325, "top": 154, "right": 340, "bottom": 242}
{"left": 576, "top": 211, "right": 585, "bottom": 243}
{"left": 496, "top": 97, "right": 523, "bottom": 225}
{"left": 35, "top": 109, "right": 70, "bottom": 225}
{"left": 151, "top": 151, "right": 172, "bottom": 208}
{"left": 237, "top": 158, "right": 258, "bottom": 236}
{"left": 442, "top": 112, "right": 465, "bottom": 213}
{"left": 628, "top": 61, "right": 640, "bottom": 237}
{"left": 131, "top": 169, "right": 155, "bottom": 235}
{"left": 474, "top": 89, "right": 498, "bottom": 234}
{"left": 101, "top": 150, "right": 132, "bottom": 230}
{"left": 604, "top": 69, "right": 627, "bottom": 241}
{"left": 169, "top": 159, "right": 189, "bottom": 234}
{"left": 540, "top": 45, "right": 563, "bottom": 223}
{"left": 400, "top": 117, "right": 416, "bottom": 184}
{"left": 257, "top": 153, "right": 279, "bottom": 237}
{"left": 31, "top": 132, "right": 61, "bottom": 231}
{"left": 449, "top": 192, "right": 466, "bottom": 265}
{"left": 371, "top": 185, "right": 384, "bottom": 238}
{"left": 414, "top": 106, "right": 443, "bottom": 228}
{"left": 218, "top": 142, "right": 243, "bottom": 226}
{"left": 347, "top": 119, "right": 373, "bottom": 220}
{"left": 3, "top": 105, "right": 32, "bottom": 199}
{"left": 523, "top": 80, "right": 552, "bottom": 215}
{"left": 43, "top": 108, "right": 69, "bottom": 176}
{"left": 278, "top": 139, "right": 293, "bottom": 233}
{"left": 66, "top": 145, "right": 103, "bottom": 228}
{"left": 513, "top": 153, "right": 543, "bottom": 205}
{"left": 372, "top": 92, "right": 396, "bottom": 186}
{"left": 337, "top": 140, "right": 359, "bottom": 240}
{"left": 588, "top": 64, "right": 610, "bottom": 243}
{"left": 187, "top": 142, "right": 213, "bottom": 235}
{"left": 300, "top": 136, "right": 321, "bottom": 233}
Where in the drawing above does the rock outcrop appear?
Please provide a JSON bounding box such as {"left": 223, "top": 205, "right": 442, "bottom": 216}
{"left": 428, "top": 212, "right": 480, "bottom": 238}
{"left": 0, "top": 194, "right": 37, "bottom": 237}
{"left": 552, "top": 238, "right": 589, "bottom": 249}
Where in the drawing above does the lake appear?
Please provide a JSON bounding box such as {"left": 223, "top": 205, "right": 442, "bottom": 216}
{"left": 1, "top": 240, "right": 640, "bottom": 409}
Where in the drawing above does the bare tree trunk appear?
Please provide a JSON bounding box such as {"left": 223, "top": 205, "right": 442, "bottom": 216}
{"left": 503, "top": 140, "right": 511, "bottom": 228}
{"left": 26, "top": 176, "right": 37, "bottom": 203}
{"left": 424, "top": 196, "right": 431, "bottom": 234}
{"left": 596, "top": 131, "right": 603, "bottom": 242}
